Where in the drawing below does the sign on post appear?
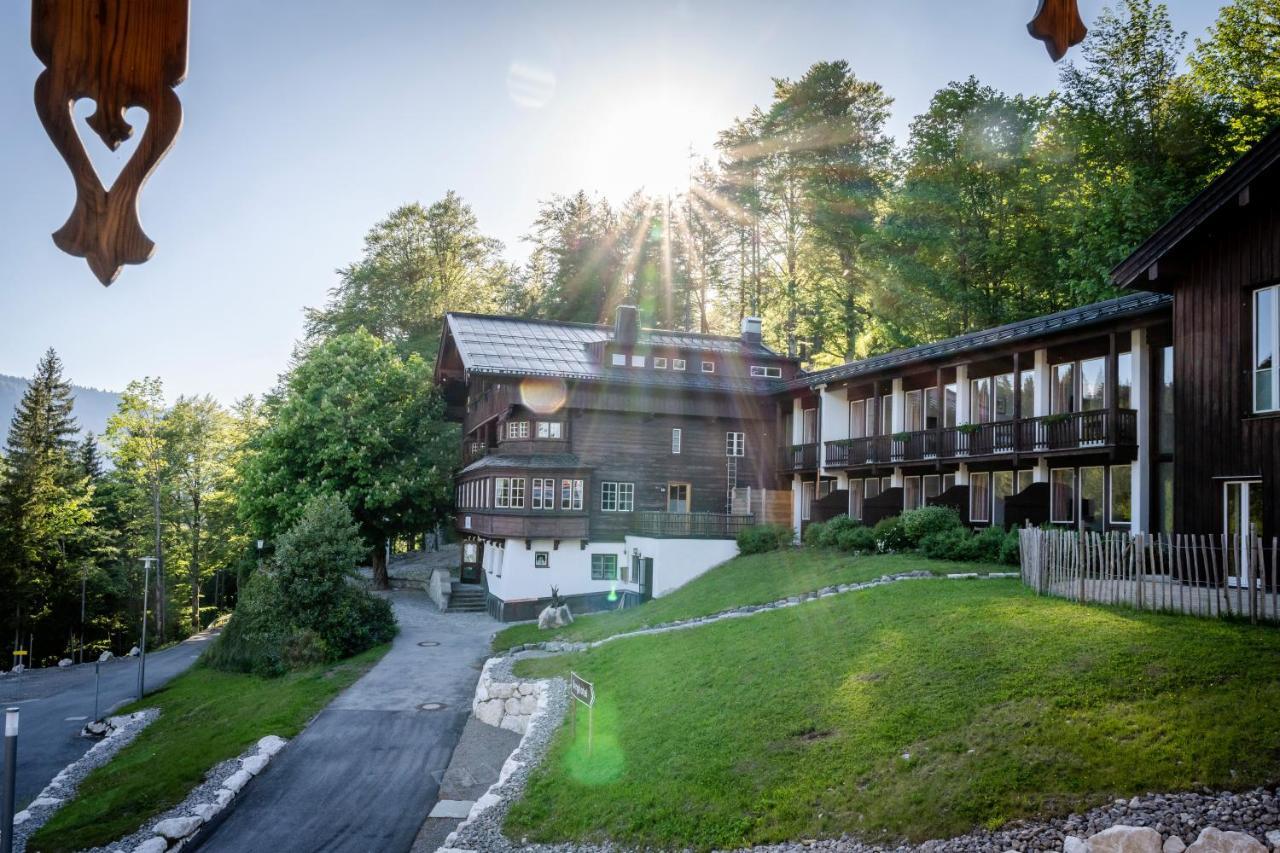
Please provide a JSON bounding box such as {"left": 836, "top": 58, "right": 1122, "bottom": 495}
{"left": 570, "top": 671, "right": 595, "bottom": 755}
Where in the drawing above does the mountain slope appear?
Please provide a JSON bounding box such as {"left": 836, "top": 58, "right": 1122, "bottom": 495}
{"left": 0, "top": 373, "right": 123, "bottom": 447}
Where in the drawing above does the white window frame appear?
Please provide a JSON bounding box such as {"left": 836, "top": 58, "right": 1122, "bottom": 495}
{"left": 726, "top": 431, "right": 745, "bottom": 457}
{"left": 654, "top": 357, "right": 668, "bottom": 369}
{"left": 507, "top": 477, "right": 525, "bottom": 509}
{"left": 1050, "top": 468, "right": 1075, "bottom": 524}
{"left": 601, "top": 481, "right": 634, "bottom": 512}
{"left": 611, "top": 353, "right": 627, "bottom": 366}
{"left": 701, "top": 360, "right": 715, "bottom": 373}
{"left": 749, "top": 365, "right": 782, "bottom": 378}
{"left": 495, "top": 477, "right": 510, "bottom": 508}
{"left": 671, "top": 428, "right": 682, "bottom": 454}
{"left": 903, "top": 475, "right": 921, "bottom": 511}
{"left": 506, "top": 420, "right": 529, "bottom": 439}
{"left": 1109, "top": 464, "right": 1132, "bottom": 524}
{"left": 673, "top": 358, "right": 687, "bottom": 371}
{"left": 536, "top": 421, "right": 562, "bottom": 439}
{"left": 531, "top": 477, "right": 553, "bottom": 510}
{"left": 849, "top": 479, "right": 863, "bottom": 519}
{"left": 560, "top": 478, "right": 583, "bottom": 511}
{"left": 591, "top": 553, "right": 619, "bottom": 581}
{"left": 1254, "top": 284, "right": 1279, "bottom": 413}
{"left": 631, "top": 355, "right": 645, "bottom": 367}
{"left": 969, "top": 471, "right": 991, "bottom": 523}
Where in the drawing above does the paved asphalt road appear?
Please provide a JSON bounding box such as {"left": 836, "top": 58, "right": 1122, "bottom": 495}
{"left": 0, "top": 630, "right": 216, "bottom": 809}
{"left": 194, "top": 592, "right": 496, "bottom": 853}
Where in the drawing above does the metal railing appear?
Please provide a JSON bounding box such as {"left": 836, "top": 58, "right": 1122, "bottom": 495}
{"left": 630, "top": 511, "right": 756, "bottom": 539}
{"left": 778, "top": 443, "right": 819, "bottom": 472}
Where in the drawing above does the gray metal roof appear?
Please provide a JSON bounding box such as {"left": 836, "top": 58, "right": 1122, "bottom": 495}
{"left": 459, "top": 452, "right": 588, "bottom": 475}
{"left": 787, "top": 291, "right": 1172, "bottom": 391}
{"left": 444, "top": 312, "right": 788, "bottom": 393}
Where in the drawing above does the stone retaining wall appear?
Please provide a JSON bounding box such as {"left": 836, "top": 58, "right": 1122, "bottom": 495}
{"left": 471, "top": 657, "right": 540, "bottom": 734}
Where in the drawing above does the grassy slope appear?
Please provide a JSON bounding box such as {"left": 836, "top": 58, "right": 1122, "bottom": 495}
{"left": 508, "top": 579, "right": 1280, "bottom": 850}
{"left": 30, "top": 646, "right": 388, "bottom": 853}
{"left": 493, "top": 550, "right": 1006, "bottom": 651}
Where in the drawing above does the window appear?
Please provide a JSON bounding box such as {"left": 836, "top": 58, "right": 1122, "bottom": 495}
{"left": 801, "top": 481, "right": 815, "bottom": 521}
{"left": 864, "top": 479, "right": 880, "bottom": 500}
{"left": 1080, "top": 357, "right": 1106, "bottom": 412}
{"left": 1019, "top": 370, "right": 1036, "bottom": 418}
{"left": 508, "top": 477, "right": 525, "bottom": 508}
{"left": 906, "top": 390, "right": 923, "bottom": 431}
{"left": 943, "top": 473, "right": 957, "bottom": 491}
{"left": 903, "top": 476, "right": 921, "bottom": 510}
{"left": 536, "top": 421, "right": 562, "bottom": 439}
{"left": 1109, "top": 465, "right": 1132, "bottom": 524}
{"left": 631, "top": 355, "right": 646, "bottom": 367}
{"left": 879, "top": 395, "right": 893, "bottom": 436}
{"left": 1017, "top": 469, "right": 1035, "bottom": 493}
{"left": 1079, "top": 466, "right": 1105, "bottom": 531}
{"left": 611, "top": 353, "right": 627, "bottom": 366}
{"left": 971, "top": 376, "right": 992, "bottom": 423}
{"left": 591, "top": 553, "right": 618, "bottom": 581}
{"left": 849, "top": 399, "right": 866, "bottom": 438}
{"left": 881, "top": 476, "right": 893, "bottom": 493}
{"left": 849, "top": 479, "right": 863, "bottom": 519}
{"left": 506, "top": 420, "right": 529, "bottom": 439}
{"left": 726, "top": 431, "right": 745, "bottom": 457}
{"left": 1050, "top": 468, "right": 1074, "bottom": 523}
{"left": 495, "top": 477, "right": 510, "bottom": 508}
{"left": 970, "top": 472, "right": 991, "bottom": 523}
{"left": 601, "top": 482, "right": 634, "bottom": 512}
{"left": 750, "top": 365, "right": 782, "bottom": 378}
{"left": 993, "top": 471, "right": 1014, "bottom": 526}
{"left": 1117, "top": 352, "right": 1133, "bottom": 409}
{"left": 654, "top": 357, "right": 668, "bottom": 369}
{"left": 1157, "top": 346, "right": 1175, "bottom": 452}
{"left": 560, "top": 478, "right": 584, "bottom": 510}
{"left": 1155, "top": 462, "right": 1174, "bottom": 534}
{"left": 1052, "top": 363, "right": 1075, "bottom": 414}
{"left": 534, "top": 552, "right": 550, "bottom": 568}
{"left": 673, "top": 358, "right": 687, "bottom": 371}
{"left": 671, "top": 428, "right": 682, "bottom": 454}
{"left": 994, "top": 373, "right": 1014, "bottom": 422}
{"left": 532, "top": 478, "right": 556, "bottom": 509}
{"left": 924, "top": 387, "right": 940, "bottom": 429}
{"left": 701, "top": 360, "right": 715, "bottom": 373}
{"left": 802, "top": 408, "right": 818, "bottom": 443}
{"left": 923, "top": 474, "right": 940, "bottom": 503}
{"left": 944, "top": 384, "right": 958, "bottom": 427}
{"left": 1254, "top": 285, "right": 1278, "bottom": 412}
{"left": 667, "top": 482, "right": 690, "bottom": 513}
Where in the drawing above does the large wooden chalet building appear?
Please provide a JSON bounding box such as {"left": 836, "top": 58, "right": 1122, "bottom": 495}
{"left": 435, "top": 127, "right": 1280, "bottom": 620}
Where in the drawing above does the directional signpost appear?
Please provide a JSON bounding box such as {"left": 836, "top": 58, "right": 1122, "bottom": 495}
{"left": 570, "top": 671, "right": 595, "bottom": 755}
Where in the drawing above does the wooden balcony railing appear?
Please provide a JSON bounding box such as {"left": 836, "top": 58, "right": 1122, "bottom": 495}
{"left": 630, "top": 511, "right": 756, "bottom": 539}
{"left": 821, "top": 409, "right": 1139, "bottom": 468}
{"left": 461, "top": 443, "right": 492, "bottom": 467}
{"left": 463, "top": 384, "right": 517, "bottom": 435}
{"left": 778, "top": 443, "right": 819, "bottom": 472}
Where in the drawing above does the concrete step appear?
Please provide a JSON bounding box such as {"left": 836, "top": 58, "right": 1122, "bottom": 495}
{"left": 446, "top": 604, "right": 488, "bottom": 613}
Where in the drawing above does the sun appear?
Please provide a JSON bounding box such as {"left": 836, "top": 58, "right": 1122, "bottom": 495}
{"left": 581, "top": 85, "right": 709, "bottom": 199}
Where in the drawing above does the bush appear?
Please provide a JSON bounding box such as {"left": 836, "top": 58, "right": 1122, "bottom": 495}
{"left": 837, "top": 525, "right": 878, "bottom": 553}
{"left": 899, "top": 506, "right": 963, "bottom": 546}
{"left": 971, "top": 526, "right": 1007, "bottom": 563}
{"left": 919, "top": 529, "right": 972, "bottom": 561}
{"left": 918, "top": 525, "right": 1020, "bottom": 565}
{"left": 872, "top": 516, "right": 911, "bottom": 552}
{"left": 1000, "top": 528, "right": 1021, "bottom": 566}
{"left": 802, "top": 520, "right": 828, "bottom": 548}
{"left": 737, "top": 524, "right": 793, "bottom": 555}
{"left": 817, "top": 515, "right": 861, "bottom": 548}
{"left": 207, "top": 494, "right": 397, "bottom": 675}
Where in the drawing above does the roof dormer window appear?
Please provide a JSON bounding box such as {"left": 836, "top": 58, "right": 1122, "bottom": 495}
{"left": 750, "top": 365, "right": 782, "bottom": 378}
{"left": 673, "top": 358, "right": 687, "bottom": 371}
{"left": 631, "top": 355, "right": 645, "bottom": 367}
{"left": 701, "top": 361, "right": 715, "bottom": 373}
{"left": 611, "top": 353, "right": 627, "bottom": 366}
{"left": 654, "top": 357, "right": 668, "bottom": 369}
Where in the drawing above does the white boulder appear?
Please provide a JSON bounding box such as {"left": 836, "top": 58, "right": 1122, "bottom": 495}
{"left": 214, "top": 788, "right": 234, "bottom": 808}
{"left": 1165, "top": 836, "right": 1187, "bottom": 853}
{"left": 1264, "top": 830, "right": 1280, "bottom": 849}
{"left": 556, "top": 604, "right": 574, "bottom": 625}
{"left": 129, "top": 646, "right": 141, "bottom": 657}
{"left": 132, "top": 837, "right": 169, "bottom": 853}
{"left": 1086, "top": 825, "right": 1164, "bottom": 853}
{"left": 13, "top": 809, "right": 31, "bottom": 825}
{"left": 473, "top": 699, "right": 504, "bottom": 728}
{"left": 537, "top": 606, "right": 557, "bottom": 630}
{"left": 154, "top": 815, "right": 203, "bottom": 840}
{"left": 1186, "top": 828, "right": 1266, "bottom": 853}
{"left": 12, "top": 664, "right": 24, "bottom": 674}
{"left": 192, "top": 802, "right": 219, "bottom": 821}
{"left": 222, "top": 769, "right": 252, "bottom": 794}
{"left": 241, "top": 754, "right": 269, "bottom": 775}
{"left": 98, "top": 650, "right": 114, "bottom": 662}
{"left": 1064, "top": 836, "right": 1088, "bottom": 853}
{"left": 30, "top": 796, "right": 62, "bottom": 808}
{"left": 58, "top": 658, "right": 73, "bottom": 668}
{"left": 257, "top": 735, "right": 287, "bottom": 756}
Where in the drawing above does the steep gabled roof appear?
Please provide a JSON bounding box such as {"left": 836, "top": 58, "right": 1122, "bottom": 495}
{"left": 1112, "top": 125, "right": 1280, "bottom": 290}
{"left": 786, "top": 291, "right": 1171, "bottom": 391}
{"left": 440, "top": 312, "right": 790, "bottom": 393}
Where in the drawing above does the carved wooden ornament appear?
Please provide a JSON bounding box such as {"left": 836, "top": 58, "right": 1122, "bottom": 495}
{"left": 1028, "top": 0, "right": 1087, "bottom": 62}
{"left": 32, "top": 0, "right": 189, "bottom": 286}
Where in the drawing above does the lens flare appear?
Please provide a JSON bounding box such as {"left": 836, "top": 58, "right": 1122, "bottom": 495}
{"left": 520, "top": 376, "right": 568, "bottom": 414}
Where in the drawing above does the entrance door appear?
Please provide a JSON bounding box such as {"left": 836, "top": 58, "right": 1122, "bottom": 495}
{"left": 460, "top": 540, "right": 483, "bottom": 583}
{"left": 1224, "top": 480, "right": 1264, "bottom": 585}
{"left": 667, "top": 483, "right": 691, "bottom": 513}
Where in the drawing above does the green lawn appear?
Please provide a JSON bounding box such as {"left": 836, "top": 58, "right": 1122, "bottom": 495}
{"left": 492, "top": 550, "right": 1006, "bottom": 651}
{"left": 29, "top": 646, "right": 388, "bottom": 853}
{"left": 507, "top": 579, "right": 1280, "bottom": 850}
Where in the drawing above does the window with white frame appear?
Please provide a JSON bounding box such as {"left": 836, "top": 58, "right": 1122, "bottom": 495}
{"left": 591, "top": 553, "right": 619, "bottom": 580}
{"left": 903, "top": 476, "right": 921, "bottom": 510}
{"left": 531, "top": 478, "right": 553, "bottom": 509}
{"left": 495, "top": 477, "right": 510, "bottom": 508}
{"left": 970, "top": 472, "right": 991, "bottom": 522}
{"left": 560, "top": 478, "right": 584, "bottom": 510}
{"left": 1050, "top": 468, "right": 1074, "bottom": 523}
{"left": 864, "top": 478, "right": 880, "bottom": 500}
{"left": 508, "top": 477, "right": 525, "bottom": 508}
{"left": 993, "top": 470, "right": 1014, "bottom": 526}
{"left": 1017, "top": 469, "right": 1035, "bottom": 494}
{"left": 849, "top": 479, "right": 863, "bottom": 519}
{"left": 849, "top": 399, "right": 866, "bottom": 438}
{"left": 671, "top": 428, "right": 682, "bottom": 454}
{"left": 536, "top": 421, "right": 562, "bottom": 439}
{"left": 1255, "top": 284, "right": 1278, "bottom": 413}
{"left": 701, "top": 361, "right": 715, "bottom": 373}
{"left": 631, "top": 355, "right": 645, "bottom": 367}
{"left": 943, "top": 473, "right": 957, "bottom": 491}
{"left": 611, "top": 353, "right": 627, "bottom": 366}
{"left": 750, "top": 365, "right": 782, "bottom": 378}
{"left": 654, "top": 357, "right": 668, "bottom": 369}
{"left": 506, "top": 420, "right": 529, "bottom": 439}
{"left": 673, "top": 358, "right": 687, "bottom": 371}
{"left": 1079, "top": 466, "right": 1105, "bottom": 531}
{"left": 1109, "top": 464, "right": 1132, "bottom": 524}
{"left": 923, "top": 474, "right": 940, "bottom": 502}
{"left": 601, "top": 481, "right": 634, "bottom": 512}
{"left": 726, "top": 431, "right": 745, "bottom": 456}
{"left": 801, "top": 481, "right": 815, "bottom": 521}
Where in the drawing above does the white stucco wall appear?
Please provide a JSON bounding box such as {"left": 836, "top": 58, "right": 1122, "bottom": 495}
{"left": 624, "top": 536, "right": 739, "bottom": 598}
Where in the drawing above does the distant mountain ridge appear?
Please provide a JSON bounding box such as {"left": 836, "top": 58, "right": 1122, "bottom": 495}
{"left": 0, "top": 373, "right": 123, "bottom": 447}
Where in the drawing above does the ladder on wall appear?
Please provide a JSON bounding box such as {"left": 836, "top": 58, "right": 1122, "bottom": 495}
{"left": 725, "top": 455, "right": 739, "bottom": 513}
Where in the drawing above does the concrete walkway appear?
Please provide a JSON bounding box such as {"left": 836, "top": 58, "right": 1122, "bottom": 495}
{"left": 193, "top": 591, "right": 496, "bottom": 853}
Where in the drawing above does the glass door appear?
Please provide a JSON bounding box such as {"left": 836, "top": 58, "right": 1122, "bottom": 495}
{"left": 667, "top": 483, "right": 691, "bottom": 514}
{"left": 1224, "top": 480, "right": 1264, "bottom": 586}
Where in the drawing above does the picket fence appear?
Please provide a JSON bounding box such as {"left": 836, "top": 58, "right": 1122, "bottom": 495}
{"left": 1017, "top": 527, "right": 1280, "bottom": 624}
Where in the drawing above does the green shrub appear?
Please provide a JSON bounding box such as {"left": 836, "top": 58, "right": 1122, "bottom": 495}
{"left": 971, "top": 526, "right": 1007, "bottom": 563}
{"left": 1000, "top": 528, "right": 1021, "bottom": 566}
{"left": 872, "top": 516, "right": 911, "bottom": 551}
{"left": 802, "top": 520, "right": 828, "bottom": 548}
{"left": 817, "top": 515, "right": 861, "bottom": 548}
{"left": 919, "top": 529, "right": 973, "bottom": 561}
{"left": 207, "top": 494, "right": 397, "bottom": 675}
{"left": 899, "top": 506, "right": 963, "bottom": 545}
{"left": 837, "top": 526, "right": 878, "bottom": 553}
{"left": 737, "top": 524, "right": 794, "bottom": 555}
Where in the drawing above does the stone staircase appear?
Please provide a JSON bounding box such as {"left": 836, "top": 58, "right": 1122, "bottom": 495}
{"left": 447, "top": 583, "right": 487, "bottom": 614}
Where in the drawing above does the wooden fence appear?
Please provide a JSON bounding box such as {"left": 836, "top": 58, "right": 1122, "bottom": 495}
{"left": 1018, "top": 527, "right": 1280, "bottom": 624}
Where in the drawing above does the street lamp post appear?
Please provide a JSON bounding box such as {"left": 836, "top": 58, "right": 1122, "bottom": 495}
{"left": 136, "top": 556, "right": 155, "bottom": 703}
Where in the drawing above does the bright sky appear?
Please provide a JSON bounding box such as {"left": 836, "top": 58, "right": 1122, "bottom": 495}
{"left": 0, "top": 0, "right": 1223, "bottom": 403}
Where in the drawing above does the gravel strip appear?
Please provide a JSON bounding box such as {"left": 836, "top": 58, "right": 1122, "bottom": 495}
{"left": 10, "top": 709, "right": 158, "bottom": 853}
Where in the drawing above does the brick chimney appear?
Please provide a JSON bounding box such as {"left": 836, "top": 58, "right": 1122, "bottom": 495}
{"left": 741, "top": 316, "right": 762, "bottom": 345}
{"left": 614, "top": 304, "right": 639, "bottom": 345}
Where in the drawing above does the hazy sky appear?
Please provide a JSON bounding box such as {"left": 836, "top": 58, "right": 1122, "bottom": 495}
{"left": 0, "top": 1, "right": 1223, "bottom": 403}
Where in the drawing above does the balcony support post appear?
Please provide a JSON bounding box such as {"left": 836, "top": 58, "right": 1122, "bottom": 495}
{"left": 1012, "top": 350, "right": 1022, "bottom": 454}
{"left": 1130, "top": 327, "right": 1151, "bottom": 533}
{"left": 956, "top": 364, "right": 970, "bottom": 426}
{"left": 1033, "top": 349, "right": 1050, "bottom": 418}
{"left": 935, "top": 365, "right": 944, "bottom": 458}
{"left": 1108, "top": 331, "right": 1119, "bottom": 445}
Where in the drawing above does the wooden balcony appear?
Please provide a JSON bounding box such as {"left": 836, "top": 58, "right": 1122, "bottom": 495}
{"left": 463, "top": 384, "right": 517, "bottom": 435}
{"left": 461, "top": 442, "right": 492, "bottom": 467}
{"left": 456, "top": 510, "right": 588, "bottom": 539}
{"left": 823, "top": 409, "right": 1139, "bottom": 468}
{"left": 777, "top": 443, "right": 820, "bottom": 472}
{"left": 630, "top": 511, "right": 755, "bottom": 539}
